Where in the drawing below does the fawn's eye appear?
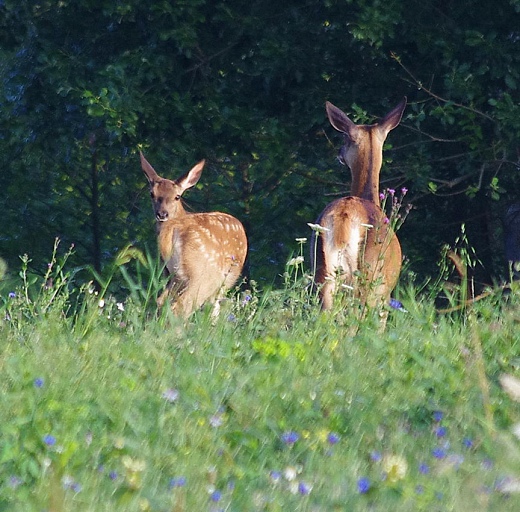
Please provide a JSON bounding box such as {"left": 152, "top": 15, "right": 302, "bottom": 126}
{"left": 175, "top": 195, "right": 181, "bottom": 201}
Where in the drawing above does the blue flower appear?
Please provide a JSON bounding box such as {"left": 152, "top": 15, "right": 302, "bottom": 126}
{"left": 433, "top": 411, "right": 443, "bottom": 422}
{"left": 34, "top": 377, "right": 44, "bottom": 388}
{"left": 370, "top": 451, "right": 382, "bottom": 462}
{"left": 169, "top": 476, "right": 186, "bottom": 488}
{"left": 389, "top": 298, "right": 407, "bottom": 312}
{"left": 434, "top": 426, "right": 447, "bottom": 437}
{"left": 43, "top": 434, "right": 56, "bottom": 447}
{"left": 418, "top": 463, "right": 430, "bottom": 474}
{"left": 209, "top": 490, "right": 222, "bottom": 502}
{"left": 327, "top": 432, "right": 340, "bottom": 445}
{"left": 281, "top": 431, "right": 299, "bottom": 445}
{"left": 357, "top": 477, "right": 370, "bottom": 494}
{"left": 463, "top": 437, "right": 473, "bottom": 449}
{"left": 109, "top": 471, "right": 118, "bottom": 481}
{"left": 8, "top": 292, "right": 16, "bottom": 298}
{"left": 432, "top": 447, "right": 446, "bottom": 459}
{"left": 298, "top": 481, "right": 312, "bottom": 495}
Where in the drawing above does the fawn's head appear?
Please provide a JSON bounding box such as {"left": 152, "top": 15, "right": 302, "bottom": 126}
{"left": 140, "top": 152, "right": 205, "bottom": 222}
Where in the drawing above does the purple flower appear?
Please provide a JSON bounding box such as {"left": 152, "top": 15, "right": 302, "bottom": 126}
{"left": 8, "top": 292, "right": 16, "bottom": 298}
{"left": 281, "top": 431, "right": 299, "bottom": 445}
{"left": 269, "top": 470, "right": 282, "bottom": 483}
{"left": 387, "top": 188, "right": 396, "bottom": 196}
{"left": 161, "top": 388, "right": 179, "bottom": 403}
{"left": 109, "top": 471, "right": 118, "bottom": 481}
{"left": 432, "top": 447, "right": 446, "bottom": 459}
{"left": 463, "top": 437, "right": 473, "bottom": 449}
{"left": 401, "top": 187, "right": 408, "bottom": 195}
{"left": 434, "top": 426, "right": 447, "bottom": 437}
{"left": 327, "top": 432, "right": 340, "bottom": 445}
{"left": 389, "top": 298, "right": 406, "bottom": 312}
{"left": 209, "top": 490, "right": 222, "bottom": 502}
{"left": 169, "top": 476, "right": 186, "bottom": 488}
{"left": 370, "top": 450, "right": 382, "bottom": 462}
{"left": 43, "top": 434, "right": 56, "bottom": 447}
{"left": 357, "top": 477, "right": 371, "bottom": 494}
{"left": 298, "top": 481, "right": 311, "bottom": 495}
{"left": 415, "top": 484, "right": 424, "bottom": 494}
{"left": 433, "top": 411, "right": 443, "bottom": 422}
{"left": 379, "top": 193, "right": 385, "bottom": 201}
{"left": 383, "top": 216, "right": 390, "bottom": 224}
{"left": 418, "top": 463, "right": 430, "bottom": 474}
{"left": 227, "top": 314, "right": 236, "bottom": 322}
{"left": 34, "top": 377, "right": 44, "bottom": 388}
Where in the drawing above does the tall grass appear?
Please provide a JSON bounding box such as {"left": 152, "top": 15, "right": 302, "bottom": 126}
{"left": 1, "top": 241, "right": 520, "bottom": 511}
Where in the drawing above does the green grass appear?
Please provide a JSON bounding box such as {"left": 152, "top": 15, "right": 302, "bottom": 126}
{"left": 1, "top": 248, "right": 520, "bottom": 511}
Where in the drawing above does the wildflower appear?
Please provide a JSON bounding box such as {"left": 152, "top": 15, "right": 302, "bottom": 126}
{"left": 116, "top": 302, "right": 125, "bottom": 312}
{"left": 85, "top": 431, "right": 93, "bottom": 446}
{"left": 357, "top": 477, "right": 371, "bottom": 494}
{"left": 432, "top": 447, "right": 446, "bottom": 459}
{"left": 209, "top": 490, "right": 222, "bottom": 502}
{"left": 499, "top": 373, "right": 520, "bottom": 402}
{"left": 379, "top": 192, "right": 385, "bottom": 201}
{"left": 281, "top": 431, "right": 299, "bottom": 445}
{"left": 169, "top": 476, "right": 186, "bottom": 488}
{"left": 360, "top": 223, "right": 374, "bottom": 229}
{"left": 298, "top": 481, "right": 312, "bottom": 495}
{"left": 8, "top": 292, "right": 15, "bottom": 298}
{"left": 98, "top": 299, "right": 105, "bottom": 308}
{"left": 383, "top": 217, "right": 390, "bottom": 224}
{"left": 415, "top": 484, "right": 424, "bottom": 494}
{"left": 8, "top": 476, "right": 22, "bottom": 489}
{"left": 209, "top": 414, "right": 224, "bottom": 427}
{"left": 287, "top": 256, "right": 304, "bottom": 266}
{"left": 162, "top": 388, "right": 179, "bottom": 403}
{"left": 307, "top": 223, "right": 330, "bottom": 233}
{"left": 113, "top": 437, "right": 125, "bottom": 449}
{"left": 34, "top": 377, "right": 44, "bottom": 388}
{"left": 327, "top": 432, "right": 340, "bottom": 445}
{"left": 295, "top": 237, "right": 307, "bottom": 243}
{"left": 121, "top": 456, "right": 146, "bottom": 472}
{"left": 370, "top": 450, "right": 383, "bottom": 462}
{"left": 387, "top": 188, "right": 396, "bottom": 196}
{"left": 383, "top": 454, "right": 408, "bottom": 482}
{"left": 243, "top": 294, "right": 252, "bottom": 302}
{"left": 401, "top": 187, "right": 408, "bottom": 195}
{"left": 434, "top": 426, "right": 447, "bottom": 437}
{"left": 109, "top": 471, "right": 118, "bottom": 481}
{"left": 389, "top": 298, "right": 407, "bottom": 312}
{"left": 481, "top": 458, "right": 494, "bottom": 470}
{"left": 283, "top": 466, "right": 298, "bottom": 481}
{"left": 269, "top": 470, "right": 282, "bottom": 484}
{"left": 418, "top": 463, "right": 430, "bottom": 474}
{"left": 432, "top": 410, "right": 443, "bottom": 422}
{"left": 227, "top": 313, "right": 236, "bottom": 322}
{"left": 463, "top": 437, "right": 474, "bottom": 448}
{"left": 43, "top": 434, "right": 56, "bottom": 447}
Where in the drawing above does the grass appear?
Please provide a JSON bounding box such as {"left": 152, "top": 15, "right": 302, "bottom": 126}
{"left": 1, "top": 243, "right": 520, "bottom": 511}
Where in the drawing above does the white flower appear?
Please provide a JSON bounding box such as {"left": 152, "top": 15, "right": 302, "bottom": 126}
{"left": 499, "top": 374, "right": 520, "bottom": 402}
{"left": 307, "top": 223, "right": 330, "bottom": 233}
{"left": 287, "top": 256, "right": 304, "bottom": 266}
{"left": 98, "top": 299, "right": 105, "bottom": 308}
{"left": 116, "top": 302, "right": 125, "bottom": 312}
{"left": 295, "top": 237, "right": 307, "bottom": 243}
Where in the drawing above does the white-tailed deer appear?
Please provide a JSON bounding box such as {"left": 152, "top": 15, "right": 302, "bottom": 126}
{"left": 311, "top": 98, "right": 406, "bottom": 312}
{"left": 140, "top": 152, "right": 248, "bottom": 317}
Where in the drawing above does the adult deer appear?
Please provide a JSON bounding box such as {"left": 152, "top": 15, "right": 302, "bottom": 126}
{"left": 311, "top": 98, "right": 406, "bottom": 312}
{"left": 140, "top": 152, "right": 248, "bottom": 317}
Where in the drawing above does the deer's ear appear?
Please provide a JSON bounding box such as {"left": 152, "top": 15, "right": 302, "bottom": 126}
{"left": 140, "top": 152, "right": 161, "bottom": 184}
{"left": 177, "top": 160, "right": 205, "bottom": 193}
{"left": 326, "top": 101, "right": 356, "bottom": 134}
{"left": 379, "top": 97, "right": 407, "bottom": 136}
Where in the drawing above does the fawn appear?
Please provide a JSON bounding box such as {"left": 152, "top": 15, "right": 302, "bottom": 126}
{"left": 141, "top": 152, "right": 247, "bottom": 317}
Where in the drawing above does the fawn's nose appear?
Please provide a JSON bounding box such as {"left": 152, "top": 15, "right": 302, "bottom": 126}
{"left": 156, "top": 211, "right": 169, "bottom": 222}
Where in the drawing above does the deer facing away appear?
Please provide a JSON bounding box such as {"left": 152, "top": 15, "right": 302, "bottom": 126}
{"left": 141, "top": 152, "right": 248, "bottom": 317}
{"left": 311, "top": 98, "right": 407, "bottom": 311}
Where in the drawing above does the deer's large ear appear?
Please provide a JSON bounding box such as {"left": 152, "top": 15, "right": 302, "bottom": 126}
{"left": 326, "top": 101, "right": 356, "bottom": 135}
{"left": 140, "top": 152, "right": 161, "bottom": 184}
{"left": 379, "top": 97, "right": 407, "bottom": 136}
{"left": 177, "top": 160, "right": 205, "bottom": 193}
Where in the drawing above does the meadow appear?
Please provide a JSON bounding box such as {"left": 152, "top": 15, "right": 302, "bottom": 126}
{"left": 1, "top": 241, "right": 520, "bottom": 512}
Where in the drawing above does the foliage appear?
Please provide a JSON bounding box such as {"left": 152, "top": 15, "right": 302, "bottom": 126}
{"left": 1, "top": 0, "right": 520, "bottom": 288}
{"left": 1, "top": 248, "right": 520, "bottom": 511}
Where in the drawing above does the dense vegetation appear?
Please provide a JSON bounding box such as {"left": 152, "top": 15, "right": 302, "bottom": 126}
{"left": 1, "top": 0, "right": 520, "bottom": 288}
{"left": 1, "top": 253, "right": 520, "bottom": 511}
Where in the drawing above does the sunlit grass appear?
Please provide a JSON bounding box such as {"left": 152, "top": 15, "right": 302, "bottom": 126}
{"left": 1, "top": 245, "right": 520, "bottom": 511}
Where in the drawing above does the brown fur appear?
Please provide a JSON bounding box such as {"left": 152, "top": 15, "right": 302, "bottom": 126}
{"left": 141, "top": 152, "right": 247, "bottom": 317}
{"left": 311, "top": 99, "right": 406, "bottom": 311}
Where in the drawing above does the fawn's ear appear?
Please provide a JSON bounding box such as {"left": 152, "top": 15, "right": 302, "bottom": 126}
{"left": 325, "top": 101, "right": 356, "bottom": 135}
{"left": 140, "top": 152, "right": 161, "bottom": 184}
{"left": 177, "top": 160, "right": 205, "bottom": 193}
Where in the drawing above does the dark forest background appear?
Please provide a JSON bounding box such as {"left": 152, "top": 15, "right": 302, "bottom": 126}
{"left": 1, "top": 0, "right": 519, "bottom": 292}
